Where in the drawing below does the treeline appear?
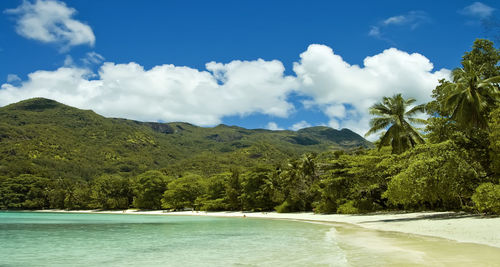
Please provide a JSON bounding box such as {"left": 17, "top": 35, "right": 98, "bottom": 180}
{"left": 0, "top": 39, "right": 499, "bottom": 214}
{"left": 0, "top": 142, "right": 496, "bottom": 214}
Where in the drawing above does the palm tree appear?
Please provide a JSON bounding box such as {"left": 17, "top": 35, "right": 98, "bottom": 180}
{"left": 444, "top": 60, "right": 500, "bottom": 129}
{"left": 365, "top": 94, "right": 426, "bottom": 154}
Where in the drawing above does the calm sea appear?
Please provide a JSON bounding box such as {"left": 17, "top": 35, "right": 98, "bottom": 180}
{"left": 1, "top": 212, "right": 499, "bottom": 266}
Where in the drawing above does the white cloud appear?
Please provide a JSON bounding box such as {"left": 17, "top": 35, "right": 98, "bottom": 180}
{"left": 328, "top": 119, "right": 340, "bottom": 130}
{"left": 293, "top": 44, "right": 450, "bottom": 138}
{"left": 383, "top": 15, "right": 407, "bottom": 25}
{"left": 5, "top": 0, "right": 95, "bottom": 50}
{"left": 0, "top": 44, "right": 450, "bottom": 140}
{"left": 460, "top": 2, "right": 495, "bottom": 18}
{"left": 368, "top": 26, "right": 381, "bottom": 37}
{"left": 63, "top": 55, "right": 74, "bottom": 66}
{"left": 6, "top": 74, "right": 21, "bottom": 83}
{"left": 205, "top": 59, "right": 297, "bottom": 118}
{"left": 0, "top": 59, "right": 296, "bottom": 126}
{"left": 291, "top": 120, "right": 311, "bottom": 131}
{"left": 82, "top": 52, "right": 104, "bottom": 65}
{"left": 325, "top": 104, "right": 346, "bottom": 119}
{"left": 266, "top": 122, "right": 284, "bottom": 131}
{"left": 369, "top": 11, "right": 430, "bottom": 41}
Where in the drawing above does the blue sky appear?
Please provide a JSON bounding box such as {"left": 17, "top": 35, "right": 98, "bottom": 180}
{"left": 0, "top": 0, "right": 498, "bottom": 137}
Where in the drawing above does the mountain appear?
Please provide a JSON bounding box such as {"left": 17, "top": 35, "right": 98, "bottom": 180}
{"left": 0, "top": 98, "right": 372, "bottom": 180}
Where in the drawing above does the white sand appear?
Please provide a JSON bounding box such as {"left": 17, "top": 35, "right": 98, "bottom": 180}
{"left": 35, "top": 209, "right": 500, "bottom": 248}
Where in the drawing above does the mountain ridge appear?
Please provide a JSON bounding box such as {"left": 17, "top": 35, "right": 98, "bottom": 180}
{"left": 0, "top": 98, "right": 372, "bottom": 180}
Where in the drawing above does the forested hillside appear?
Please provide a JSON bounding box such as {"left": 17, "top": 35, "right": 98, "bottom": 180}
{"left": 0, "top": 97, "right": 370, "bottom": 180}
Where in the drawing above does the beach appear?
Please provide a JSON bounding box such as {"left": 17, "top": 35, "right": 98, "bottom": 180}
{"left": 34, "top": 209, "right": 500, "bottom": 248}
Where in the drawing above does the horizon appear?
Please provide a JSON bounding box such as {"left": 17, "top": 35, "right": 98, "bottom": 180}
{"left": 0, "top": 0, "right": 498, "bottom": 139}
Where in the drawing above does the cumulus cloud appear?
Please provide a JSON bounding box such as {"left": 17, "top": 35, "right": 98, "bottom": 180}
{"left": 266, "top": 122, "right": 284, "bottom": 131}
{"left": 460, "top": 2, "right": 495, "bottom": 18}
{"left": 0, "top": 44, "right": 449, "bottom": 138}
{"left": 205, "top": 59, "right": 297, "bottom": 118}
{"left": 5, "top": 0, "right": 95, "bottom": 50}
{"left": 0, "top": 59, "right": 296, "bottom": 126}
{"left": 290, "top": 120, "right": 311, "bottom": 131}
{"left": 293, "top": 44, "right": 450, "bottom": 138}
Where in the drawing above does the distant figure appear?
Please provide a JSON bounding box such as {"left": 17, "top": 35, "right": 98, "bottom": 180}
{"left": 243, "top": 214, "right": 246, "bottom": 218}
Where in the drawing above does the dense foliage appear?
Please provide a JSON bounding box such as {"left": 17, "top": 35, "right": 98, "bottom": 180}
{"left": 0, "top": 39, "right": 499, "bottom": 214}
{"left": 0, "top": 98, "right": 370, "bottom": 180}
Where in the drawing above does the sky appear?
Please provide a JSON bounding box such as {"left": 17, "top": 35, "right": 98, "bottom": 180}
{"left": 0, "top": 0, "right": 498, "bottom": 139}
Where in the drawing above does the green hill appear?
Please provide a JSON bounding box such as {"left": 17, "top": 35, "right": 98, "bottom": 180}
{"left": 0, "top": 98, "right": 371, "bottom": 180}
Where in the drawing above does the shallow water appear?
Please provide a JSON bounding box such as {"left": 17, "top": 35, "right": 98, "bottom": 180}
{"left": 0, "top": 212, "right": 499, "bottom": 266}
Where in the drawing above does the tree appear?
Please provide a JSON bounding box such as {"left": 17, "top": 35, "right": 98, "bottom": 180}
{"left": 64, "top": 181, "right": 91, "bottom": 209}
{"left": 426, "top": 40, "right": 500, "bottom": 175}
{"left": 427, "top": 39, "right": 500, "bottom": 130}
{"left": 90, "top": 174, "right": 131, "bottom": 209}
{"left": 0, "top": 174, "right": 50, "bottom": 209}
{"left": 314, "top": 149, "right": 390, "bottom": 214}
{"left": 131, "top": 170, "right": 171, "bottom": 209}
{"left": 239, "top": 166, "right": 276, "bottom": 211}
{"left": 365, "top": 94, "right": 426, "bottom": 154}
{"left": 443, "top": 60, "right": 500, "bottom": 129}
{"left": 489, "top": 106, "right": 500, "bottom": 177}
{"left": 161, "top": 173, "right": 203, "bottom": 210}
{"left": 196, "top": 173, "right": 230, "bottom": 211}
{"left": 274, "top": 153, "right": 319, "bottom": 212}
{"left": 426, "top": 79, "right": 458, "bottom": 143}
{"left": 462, "top": 39, "right": 500, "bottom": 78}
{"left": 46, "top": 178, "right": 72, "bottom": 209}
{"left": 225, "top": 169, "right": 242, "bottom": 211}
{"left": 383, "top": 141, "right": 482, "bottom": 210}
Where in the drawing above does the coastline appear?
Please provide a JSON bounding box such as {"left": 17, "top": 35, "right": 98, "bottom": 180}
{"left": 26, "top": 209, "right": 500, "bottom": 248}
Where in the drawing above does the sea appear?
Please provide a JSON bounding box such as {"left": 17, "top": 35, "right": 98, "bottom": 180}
{"left": 1, "top": 212, "right": 499, "bottom": 266}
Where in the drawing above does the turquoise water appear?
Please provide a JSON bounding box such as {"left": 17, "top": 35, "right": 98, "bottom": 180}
{"left": 0, "top": 212, "right": 346, "bottom": 266}
{"left": 1, "top": 212, "right": 500, "bottom": 266}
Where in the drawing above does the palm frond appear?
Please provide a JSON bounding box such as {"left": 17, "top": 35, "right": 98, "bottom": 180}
{"left": 369, "top": 103, "right": 391, "bottom": 116}
{"left": 407, "top": 118, "right": 427, "bottom": 125}
{"left": 405, "top": 104, "right": 426, "bottom": 117}
{"left": 482, "top": 75, "right": 500, "bottom": 84}
{"left": 404, "top": 98, "right": 417, "bottom": 106}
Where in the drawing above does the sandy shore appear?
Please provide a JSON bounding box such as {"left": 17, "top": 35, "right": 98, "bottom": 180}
{"left": 34, "top": 209, "right": 500, "bottom": 248}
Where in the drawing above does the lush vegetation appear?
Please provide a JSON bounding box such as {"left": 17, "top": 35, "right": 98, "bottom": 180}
{"left": 0, "top": 39, "right": 499, "bottom": 214}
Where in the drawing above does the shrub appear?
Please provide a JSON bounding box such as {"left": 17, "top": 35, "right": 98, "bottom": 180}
{"left": 197, "top": 198, "right": 228, "bottom": 211}
{"left": 472, "top": 183, "right": 500, "bottom": 214}
{"left": 337, "top": 200, "right": 358, "bottom": 214}
{"left": 275, "top": 200, "right": 292, "bottom": 213}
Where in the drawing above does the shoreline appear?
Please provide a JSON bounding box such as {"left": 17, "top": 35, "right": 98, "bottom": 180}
{"left": 17, "top": 209, "right": 500, "bottom": 248}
